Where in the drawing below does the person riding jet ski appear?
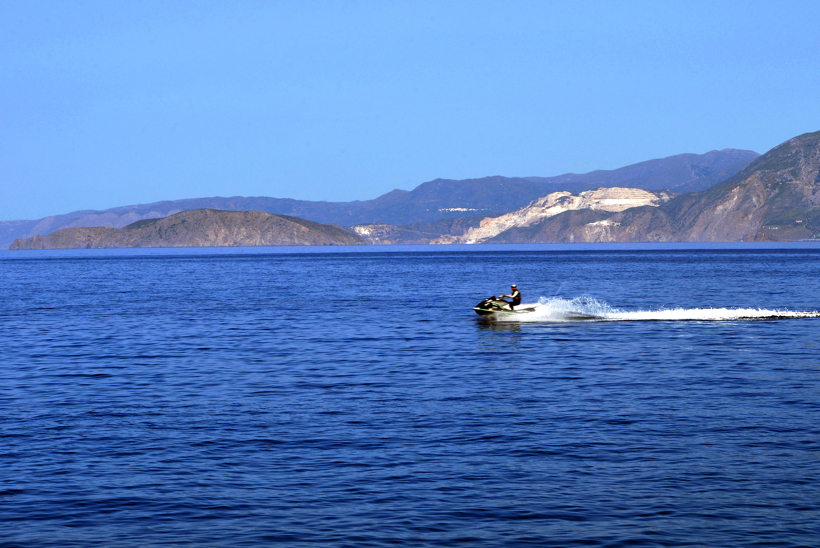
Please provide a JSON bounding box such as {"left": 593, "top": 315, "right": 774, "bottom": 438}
{"left": 500, "top": 284, "right": 521, "bottom": 310}
{"left": 473, "top": 285, "right": 535, "bottom": 317}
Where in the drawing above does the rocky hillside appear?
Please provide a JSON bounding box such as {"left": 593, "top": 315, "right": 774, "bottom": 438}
{"left": 670, "top": 130, "right": 820, "bottom": 241}
{"left": 442, "top": 188, "right": 674, "bottom": 244}
{"left": 1, "top": 149, "right": 757, "bottom": 249}
{"left": 488, "top": 131, "right": 820, "bottom": 243}
{"left": 352, "top": 187, "right": 674, "bottom": 244}
{"left": 10, "top": 209, "right": 365, "bottom": 249}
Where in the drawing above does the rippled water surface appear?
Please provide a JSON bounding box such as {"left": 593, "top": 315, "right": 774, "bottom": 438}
{"left": 2, "top": 245, "right": 820, "bottom": 547}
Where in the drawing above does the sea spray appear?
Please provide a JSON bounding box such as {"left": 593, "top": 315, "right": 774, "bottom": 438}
{"left": 488, "top": 295, "right": 619, "bottom": 322}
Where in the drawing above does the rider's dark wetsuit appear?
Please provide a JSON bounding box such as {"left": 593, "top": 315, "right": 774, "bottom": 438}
{"left": 508, "top": 288, "right": 521, "bottom": 310}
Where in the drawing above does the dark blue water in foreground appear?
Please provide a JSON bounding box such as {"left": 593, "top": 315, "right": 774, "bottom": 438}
{"left": 2, "top": 245, "right": 820, "bottom": 547}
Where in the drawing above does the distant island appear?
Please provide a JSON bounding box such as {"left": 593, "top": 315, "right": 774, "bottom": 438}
{"left": 6, "top": 131, "right": 820, "bottom": 249}
{"left": 9, "top": 209, "right": 364, "bottom": 249}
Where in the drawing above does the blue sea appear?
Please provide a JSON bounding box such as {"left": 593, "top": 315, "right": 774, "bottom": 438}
{"left": 2, "top": 244, "right": 820, "bottom": 547}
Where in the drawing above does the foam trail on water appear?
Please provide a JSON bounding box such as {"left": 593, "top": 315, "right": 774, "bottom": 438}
{"left": 491, "top": 295, "right": 820, "bottom": 323}
{"left": 606, "top": 308, "right": 820, "bottom": 321}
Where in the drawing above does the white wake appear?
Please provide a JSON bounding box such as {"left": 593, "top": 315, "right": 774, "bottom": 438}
{"left": 491, "top": 295, "right": 820, "bottom": 323}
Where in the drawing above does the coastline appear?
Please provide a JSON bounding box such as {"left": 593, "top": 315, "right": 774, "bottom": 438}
{"left": 3, "top": 240, "right": 820, "bottom": 260}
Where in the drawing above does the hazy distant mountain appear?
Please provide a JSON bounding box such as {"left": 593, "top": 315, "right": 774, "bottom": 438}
{"left": 487, "top": 131, "right": 820, "bottom": 243}
{"left": 1, "top": 148, "right": 757, "bottom": 249}
{"left": 522, "top": 149, "right": 759, "bottom": 194}
{"left": 10, "top": 209, "right": 364, "bottom": 249}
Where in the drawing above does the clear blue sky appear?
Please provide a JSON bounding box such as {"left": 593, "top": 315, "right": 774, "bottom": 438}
{"left": 2, "top": 0, "right": 819, "bottom": 221}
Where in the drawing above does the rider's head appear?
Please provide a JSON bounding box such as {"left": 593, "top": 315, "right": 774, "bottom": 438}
{"left": 511, "top": 284, "right": 517, "bottom": 289}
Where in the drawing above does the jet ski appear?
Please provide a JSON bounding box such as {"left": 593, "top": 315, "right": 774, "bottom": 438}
{"left": 474, "top": 296, "right": 537, "bottom": 318}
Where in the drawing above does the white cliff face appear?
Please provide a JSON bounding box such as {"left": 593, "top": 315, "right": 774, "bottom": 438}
{"left": 441, "top": 187, "right": 674, "bottom": 244}
{"left": 351, "top": 224, "right": 385, "bottom": 244}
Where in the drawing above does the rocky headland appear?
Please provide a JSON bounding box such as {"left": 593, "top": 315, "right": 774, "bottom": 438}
{"left": 9, "top": 209, "right": 364, "bottom": 249}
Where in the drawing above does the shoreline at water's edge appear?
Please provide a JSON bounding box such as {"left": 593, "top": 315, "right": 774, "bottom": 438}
{"left": 3, "top": 241, "right": 820, "bottom": 259}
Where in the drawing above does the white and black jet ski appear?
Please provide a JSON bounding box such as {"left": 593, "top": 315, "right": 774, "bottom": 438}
{"left": 474, "top": 296, "right": 537, "bottom": 318}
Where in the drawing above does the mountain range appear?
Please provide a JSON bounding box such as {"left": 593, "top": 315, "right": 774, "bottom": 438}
{"left": 11, "top": 132, "right": 820, "bottom": 248}
{"left": 1, "top": 149, "right": 757, "bottom": 249}
{"left": 483, "top": 131, "right": 820, "bottom": 243}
